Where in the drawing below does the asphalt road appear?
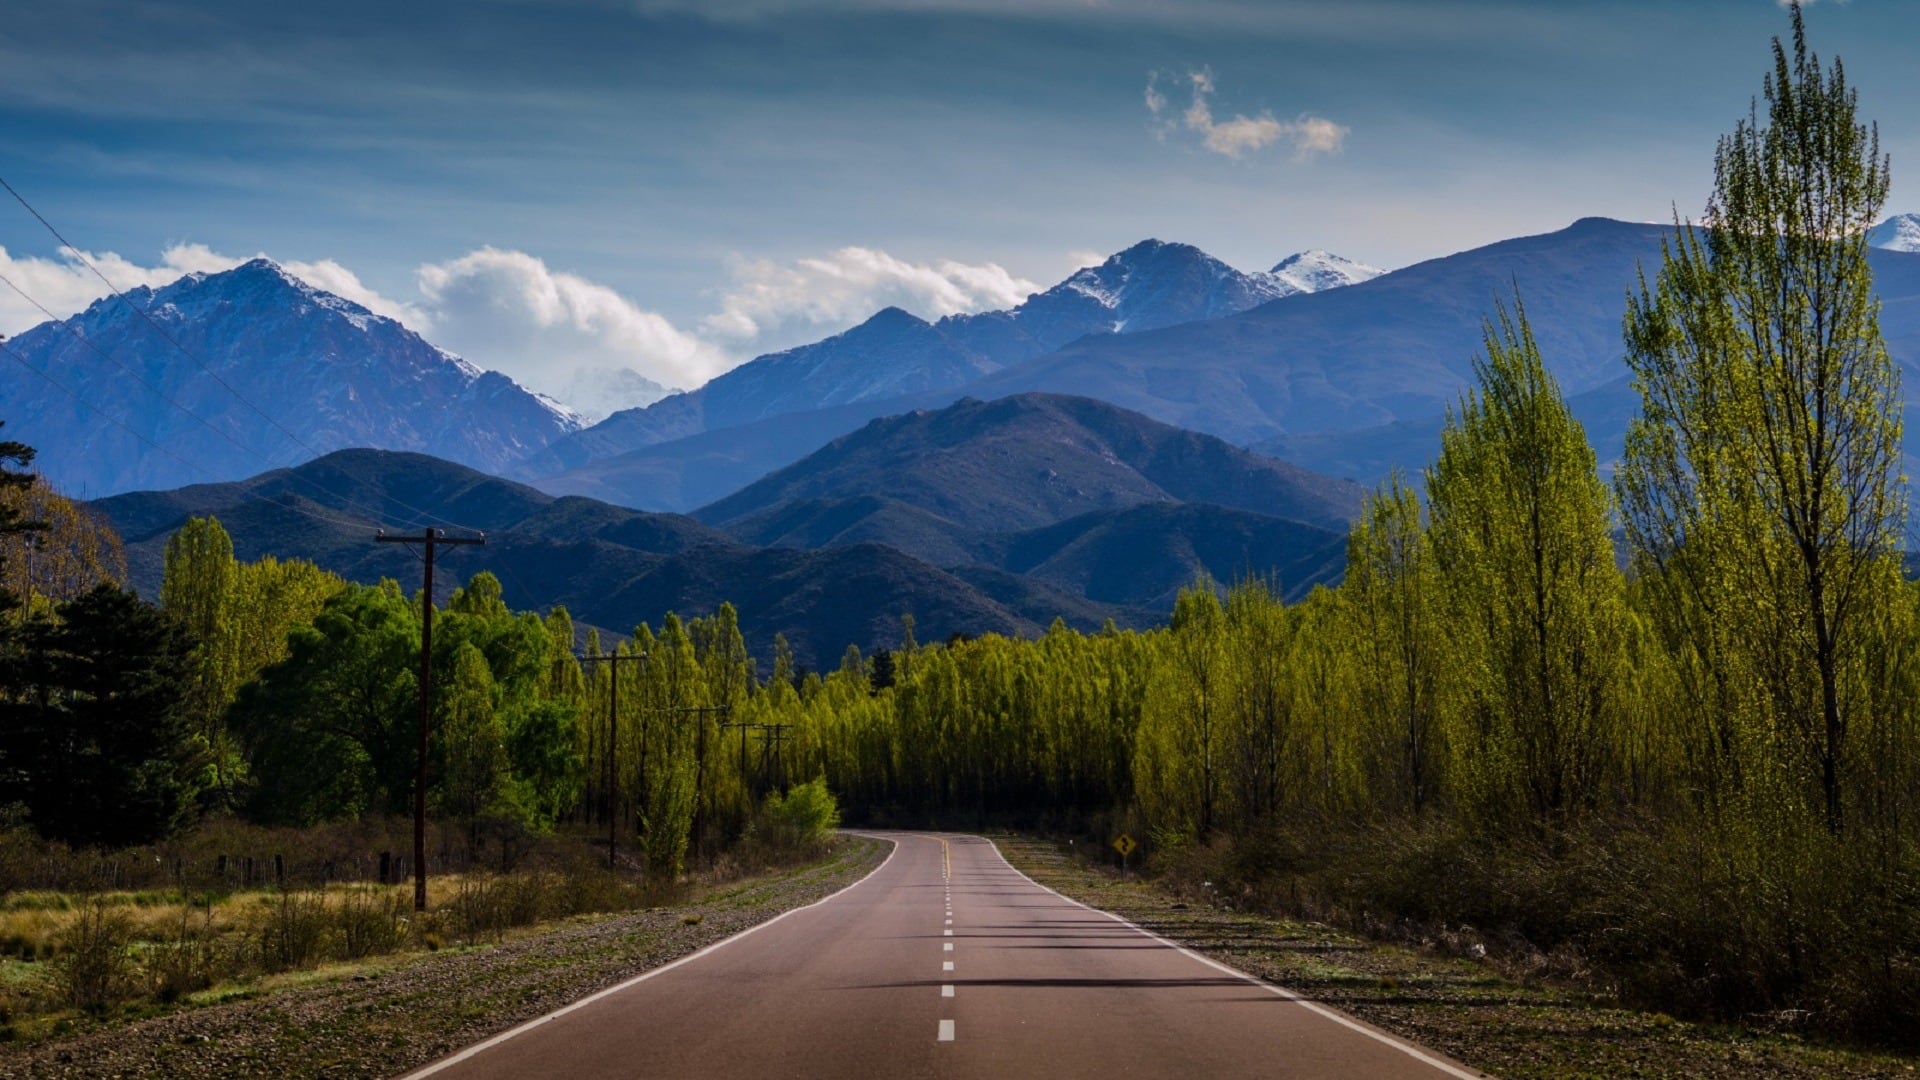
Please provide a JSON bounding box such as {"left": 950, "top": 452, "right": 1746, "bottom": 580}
{"left": 404, "top": 833, "right": 1482, "bottom": 1079}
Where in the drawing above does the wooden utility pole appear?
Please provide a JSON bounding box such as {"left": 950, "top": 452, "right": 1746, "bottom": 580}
{"left": 578, "top": 649, "right": 647, "bottom": 867}
{"left": 375, "top": 528, "right": 484, "bottom": 911}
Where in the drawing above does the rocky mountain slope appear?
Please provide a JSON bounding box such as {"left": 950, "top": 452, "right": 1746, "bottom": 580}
{"left": 1, "top": 259, "right": 581, "bottom": 497}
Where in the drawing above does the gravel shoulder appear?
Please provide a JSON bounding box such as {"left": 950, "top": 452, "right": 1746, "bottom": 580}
{"left": 991, "top": 834, "right": 1920, "bottom": 1080}
{"left": 0, "top": 835, "right": 891, "bottom": 1079}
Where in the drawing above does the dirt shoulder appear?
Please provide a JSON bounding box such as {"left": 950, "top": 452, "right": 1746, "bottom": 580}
{"left": 0, "top": 835, "right": 890, "bottom": 1079}
{"left": 990, "top": 835, "right": 1919, "bottom": 1080}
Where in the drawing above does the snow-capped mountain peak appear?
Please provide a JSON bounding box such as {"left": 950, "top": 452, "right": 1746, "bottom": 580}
{"left": 1264, "top": 249, "right": 1386, "bottom": 296}
{"left": 1869, "top": 213, "right": 1920, "bottom": 253}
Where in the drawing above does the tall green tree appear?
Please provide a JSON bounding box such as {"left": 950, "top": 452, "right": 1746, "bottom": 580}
{"left": 437, "top": 640, "right": 511, "bottom": 841}
{"left": 227, "top": 583, "right": 419, "bottom": 824}
{"left": 159, "top": 517, "right": 243, "bottom": 800}
{"left": 1427, "top": 300, "right": 1627, "bottom": 822}
{"left": 1617, "top": 5, "right": 1902, "bottom": 832}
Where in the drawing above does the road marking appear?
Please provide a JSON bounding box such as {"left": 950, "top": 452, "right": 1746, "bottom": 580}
{"left": 942, "top": 984, "right": 955, "bottom": 997}
{"left": 938, "top": 1019, "right": 955, "bottom": 1042}
{"left": 944, "top": 929, "right": 952, "bottom": 936}
{"left": 943, "top": 942, "right": 953, "bottom": 951}
{"left": 943, "top": 960, "right": 954, "bottom": 971}
{"left": 400, "top": 837, "right": 903, "bottom": 1079}
{"left": 979, "top": 838, "right": 1483, "bottom": 1080}
{"left": 945, "top": 918, "right": 952, "bottom": 925}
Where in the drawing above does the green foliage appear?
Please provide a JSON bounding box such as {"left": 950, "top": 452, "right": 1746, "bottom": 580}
{"left": 228, "top": 583, "right": 420, "bottom": 824}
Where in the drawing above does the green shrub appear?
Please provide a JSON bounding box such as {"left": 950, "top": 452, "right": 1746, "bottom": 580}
{"left": 749, "top": 778, "right": 841, "bottom": 857}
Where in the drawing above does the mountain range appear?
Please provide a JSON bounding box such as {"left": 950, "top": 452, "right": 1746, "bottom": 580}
{"left": 28, "top": 209, "right": 1920, "bottom": 664}
{"left": 519, "top": 240, "right": 1381, "bottom": 477}
{"left": 527, "top": 215, "right": 1920, "bottom": 511}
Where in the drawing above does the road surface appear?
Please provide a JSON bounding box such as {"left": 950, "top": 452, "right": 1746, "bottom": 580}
{"left": 405, "top": 833, "right": 1482, "bottom": 1079}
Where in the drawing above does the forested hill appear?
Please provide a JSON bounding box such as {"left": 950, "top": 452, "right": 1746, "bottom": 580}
{"left": 89, "top": 449, "right": 1087, "bottom": 666}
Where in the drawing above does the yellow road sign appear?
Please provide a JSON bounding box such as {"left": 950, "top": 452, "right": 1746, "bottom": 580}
{"left": 1111, "top": 834, "right": 1137, "bottom": 858}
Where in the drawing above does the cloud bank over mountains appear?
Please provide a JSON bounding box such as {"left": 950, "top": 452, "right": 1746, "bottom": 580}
{"left": 0, "top": 240, "right": 1043, "bottom": 420}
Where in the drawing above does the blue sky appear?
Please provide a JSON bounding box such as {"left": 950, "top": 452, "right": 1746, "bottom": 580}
{"left": 2, "top": 0, "right": 1916, "bottom": 410}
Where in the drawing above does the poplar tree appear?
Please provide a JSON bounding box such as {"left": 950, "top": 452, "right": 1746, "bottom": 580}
{"left": 1617, "top": 5, "right": 1901, "bottom": 832}
{"left": 160, "top": 517, "right": 243, "bottom": 803}
{"left": 1427, "top": 300, "right": 1626, "bottom": 822}
{"left": 1343, "top": 475, "right": 1443, "bottom": 815}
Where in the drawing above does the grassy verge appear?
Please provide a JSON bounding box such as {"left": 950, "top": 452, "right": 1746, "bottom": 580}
{"left": 0, "top": 834, "right": 888, "bottom": 1078}
{"left": 991, "top": 834, "right": 1920, "bottom": 1080}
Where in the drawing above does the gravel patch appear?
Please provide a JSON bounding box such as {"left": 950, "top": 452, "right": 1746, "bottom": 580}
{"left": 0, "top": 836, "right": 890, "bottom": 1079}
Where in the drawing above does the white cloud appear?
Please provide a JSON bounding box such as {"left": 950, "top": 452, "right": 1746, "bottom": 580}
{"left": 1146, "top": 68, "right": 1348, "bottom": 160}
{"left": 703, "top": 246, "right": 1039, "bottom": 350}
{"left": 413, "top": 247, "right": 726, "bottom": 405}
{"left": 280, "top": 258, "right": 426, "bottom": 326}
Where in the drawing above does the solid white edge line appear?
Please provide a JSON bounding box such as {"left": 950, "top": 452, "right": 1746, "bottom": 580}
{"left": 979, "top": 836, "right": 1486, "bottom": 1080}
{"left": 400, "top": 834, "right": 904, "bottom": 1079}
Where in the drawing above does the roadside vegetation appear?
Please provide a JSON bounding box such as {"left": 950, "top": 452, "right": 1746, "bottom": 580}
{"left": 996, "top": 836, "right": 1919, "bottom": 1080}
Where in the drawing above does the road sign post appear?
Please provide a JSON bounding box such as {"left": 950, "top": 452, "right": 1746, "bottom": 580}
{"left": 1112, "top": 833, "right": 1137, "bottom": 876}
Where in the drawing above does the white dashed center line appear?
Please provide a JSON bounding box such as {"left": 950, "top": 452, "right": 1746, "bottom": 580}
{"left": 943, "top": 942, "right": 953, "bottom": 951}
{"left": 938, "top": 1020, "right": 955, "bottom": 1042}
{"left": 942, "top": 984, "right": 955, "bottom": 998}
{"left": 943, "top": 960, "right": 954, "bottom": 971}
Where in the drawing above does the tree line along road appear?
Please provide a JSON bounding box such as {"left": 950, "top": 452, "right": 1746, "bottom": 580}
{"left": 402, "top": 833, "right": 1484, "bottom": 1079}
